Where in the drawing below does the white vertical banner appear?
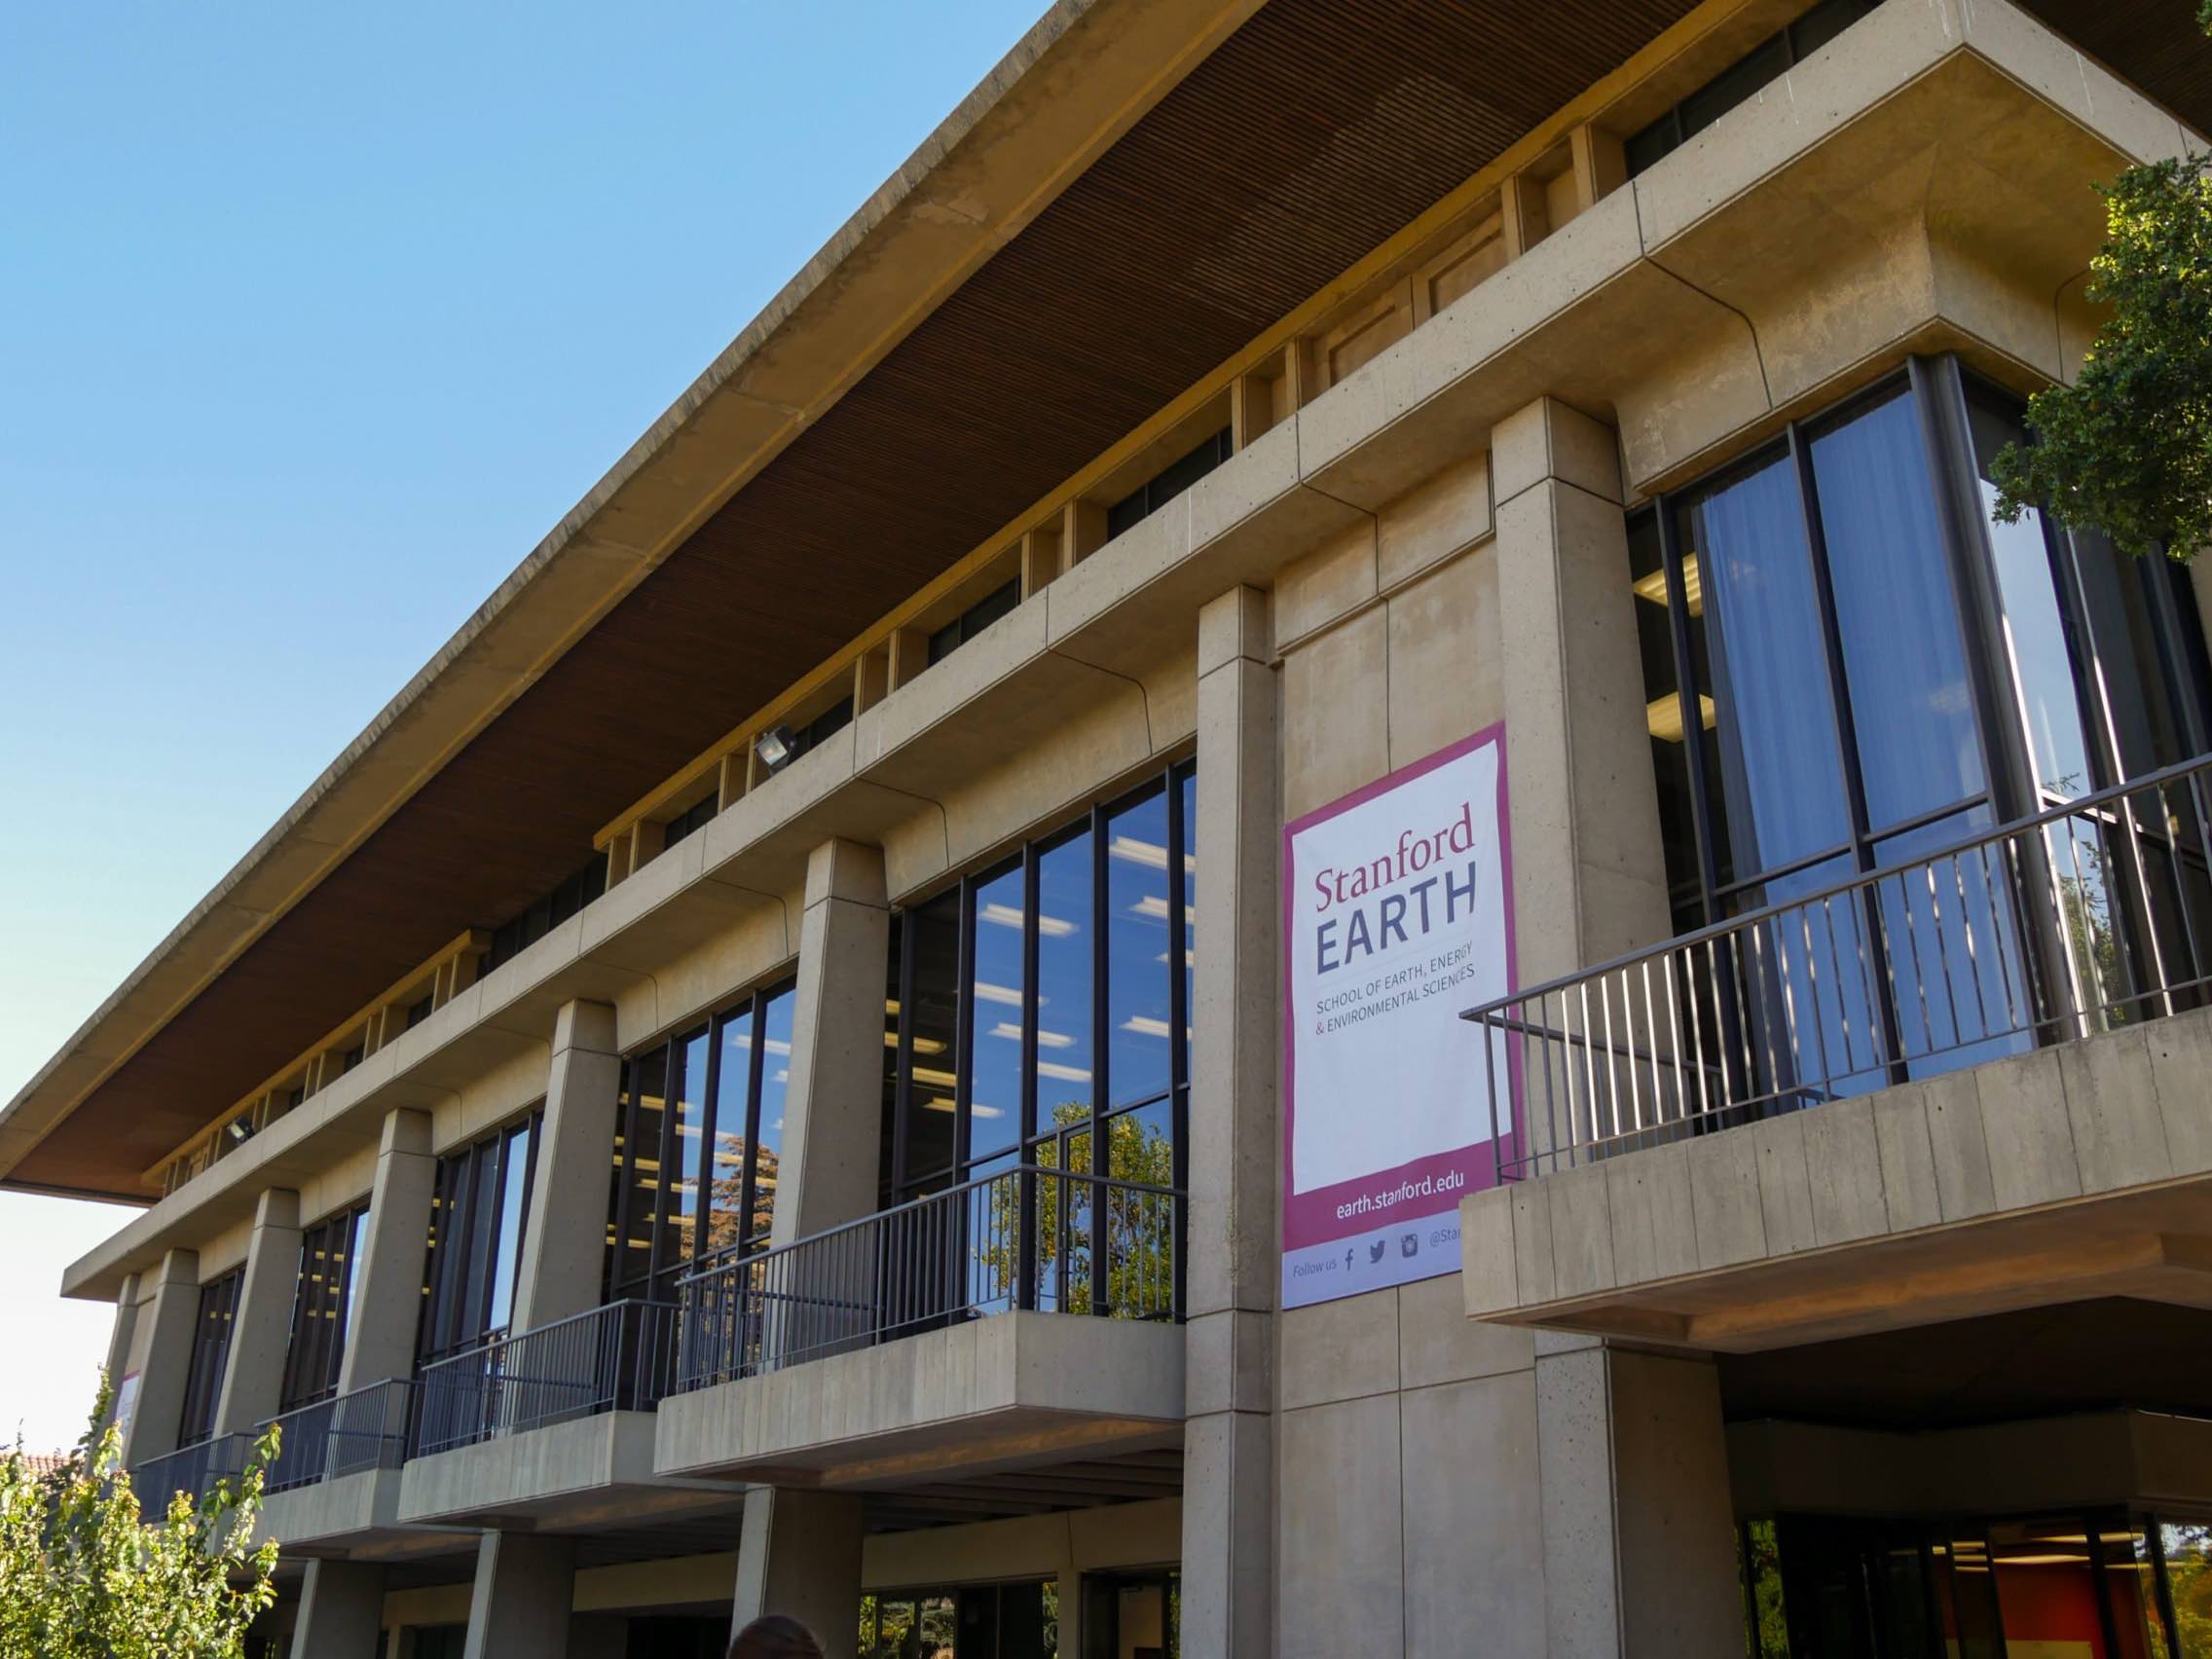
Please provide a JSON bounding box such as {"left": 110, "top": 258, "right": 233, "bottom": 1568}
{"left": 1280, "top": 725, "right": 1515, "bottom": 1309}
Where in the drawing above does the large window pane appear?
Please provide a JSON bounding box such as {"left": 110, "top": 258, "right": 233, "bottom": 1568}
{"left": 1810, "top": 387, "right": 1986, "bottom": 830}
{"left": 751, "top": 986, "right": 794, "bottom": 1249}
{"left": 1033, "top": 829, "right": 1093, "bottom": 1144}
{"left": 1679, "top": 451, "right": 1852, "bottom": 877}
{"left": 1180, "top": 765, "right": 1198, "bottom": 1046}
{"left": 707, "top": 1008, "right": 754, "bottom": 1258}
{"left": 484, "top": 1124, "right": 531, "bottom": 1334}
{"left": 1107, "top": 788, "right": 1174, "bottom": 1109}
{"left": 968, "top": 863, "right": 1026, "bottom": 1166}
{"left": 1966, "top": 397, "right": 2099, "bottom": 804}
{"left": 2078, "top": 526, "right": 2199, "bottom": 780}
{"left": 612, "top": 1047, "right": 666, "bottom": 1292}
{"left": 663, "top": 1027, "right": 710, "bottom": 1272}
{"left": 900, "top": 891, "right": 961, "bottom": 1190}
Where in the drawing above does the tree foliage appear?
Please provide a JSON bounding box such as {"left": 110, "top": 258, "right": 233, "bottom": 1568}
{"left": 0, "top": 1382, "right": 278, "bottom": 1659}
{"left": 1991, "top": 11, "right": 2212, "bottom": 561}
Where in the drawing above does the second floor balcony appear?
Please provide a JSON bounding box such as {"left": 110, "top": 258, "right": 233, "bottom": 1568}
{"left": 654, "top": 1161, "right": 1188, "bottom": 1488}
{"left": 1458, "top": 750, "right": 2212, "bottom": 1351}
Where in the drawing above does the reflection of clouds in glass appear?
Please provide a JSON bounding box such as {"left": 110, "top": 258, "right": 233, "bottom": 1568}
{"left": 971, "top": 1103, "right": 1006, "bottom": 1120}
{"left": 975, "top": 980, "right": 1022, "bottom": 1006}
{"left": 1109, "top": 834, "right": 1168, "bottom": 869}
{"left": 987, "top": 1020, "right": 1026, "bottom": 1045}
{"left": 773, "top": 1069, "right": 788, "bottom": 1084}
{"left": 764, "top": 1038, "right": 791, "bottom": 1056}
{"left": 1121, "top": 1015, "right": 1183, "bottom": 1040}
{"left": 1033, "top": 1027, "right": 1078, "bottom": 1050}
{"left": 1128, "top": 895, "right": 1169, "bottom": 920}
{"left": 1038, "top": 1060, "right": 1092, "bottom": 1084}
{"left": 980, "top": 901, "right": 1076, "bottom": 938}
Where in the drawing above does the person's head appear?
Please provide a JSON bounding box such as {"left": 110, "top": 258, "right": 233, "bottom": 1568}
{"left": 728, "top": 1613, "right": 826, "bottom": 1659}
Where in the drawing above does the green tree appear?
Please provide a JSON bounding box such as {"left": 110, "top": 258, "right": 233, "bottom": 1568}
{"left": 1990, "top": 4, "right": 2212, "bottom": 560}
{"left": 984, "top": 1102, "right": 1178, "bottom": 1316}
{"left": 0, "top": 1382, "right": 279, "bottom": 1658}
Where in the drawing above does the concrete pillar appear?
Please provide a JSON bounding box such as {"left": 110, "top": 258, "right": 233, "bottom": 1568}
{"left": 462, "top": 1531, "right": 575, "bottom": 1659}
{"left": 768, "top": 838, "right": 892, "bottom": 1248}
{"left": 118, "top": 1246, "right": 200, "bottom": 1466}
{"left": 730, "top": 1487, "right": 865, "bottom": 1657}
{"left": 1182, "top": 584, "right": 1279, "bottom": 1659}
{"left": 214, "top": 1188, "right": 303, "bottom": 1436}
{"left": 338, "top": 1107, "right": 438, "bottom": 1392}
{"left": 511, "top": 1001, "right": 621, "bottom": 1333}
{"left": 1492, "top": 395, "right": 1671, "bottom": 981}
{"left": 1535, "top": 1340, "right": 1744, "bottom": 1657}
{"left": 293, "top": 1558, "right": 387, "bottom": 1659}
{"left": 1494, "top": 397, "right": 1743, "bottom": 1655}
{"left": 98, "top": 1272, "right": 142, "bottom": 1432}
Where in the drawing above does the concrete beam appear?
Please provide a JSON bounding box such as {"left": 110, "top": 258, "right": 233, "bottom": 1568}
{"left": 213, "top": 1188, "right": 301, "bottom": 1436}
{"left": 338, "top": 1108, "right": 437, "bottom": 1392}
{"left": 118, "top": 1247, "right": 199, "bottom": 1467}
{"left": 770, "top": 839, "right": 891, "bottom": 1247}
{"left": 512, "top": 1001, "right": 620, "bottom": 1334}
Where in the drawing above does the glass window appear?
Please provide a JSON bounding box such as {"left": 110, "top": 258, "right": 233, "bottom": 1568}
{"left": 1678, "top": 449, "right": 1852, "bottom": 879}
{"left": 1106, "top": 427, "right": 1234, "bottom": 542}
{"left": 968, "top": 862, "right": 1028, "bottom": 1169}
{"left": 603, "top": 979, "right": 800, "bottom": 1302}
{"left": 880, "top": 760, "right": 1195, "bottom": 1263}
{"left": 1106, "top": 788, "right": 1173, "bottom": 1111}
{"left": 418, "top": 1115, "right": 539, "bottom": 1361}
{"left": 707, "top": 1006, "right": 755, "bottom": 1258}
{"left": 900, "top": 891, "right": 963, "bottom": 1190}
{"left": 1809, "top": 387, "right": 1986, "bottom": 831}
{"left": 750, "top": 985, "right": 795, "bottom": 1250}
{"left": 279, "top": 1202, "right": 369, "bottom": 1410}
{"left": 1032, "top": 828, "right": 1094, "bottom": 1152}
{"left": 176, "top": 1271, "right": 241, "bottom": 1447}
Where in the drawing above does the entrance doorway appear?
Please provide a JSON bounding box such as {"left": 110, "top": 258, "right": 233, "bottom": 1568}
{"left": 861, "top": 1580, "right": 1057, "bottom": 1658}
{"left": 1081, "top": 1571, "right": 1178, "bottom": 1659}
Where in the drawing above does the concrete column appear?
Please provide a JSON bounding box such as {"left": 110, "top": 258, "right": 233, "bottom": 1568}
{"left": 118, "top": 1246, "right": 200, "bottom": 1466}
{"left": 1535, "top": 1340, "right": 1744, "bottom": 1657}
{"left": 511, "top": 1001, "right": 621, "bottom": 1333}
{"left": 462, "top": 1531, "right": 576, "bottom": 1659}
{"left": 730, "top": 1487, "right": 865, "bottom": 1657}
{"left": 98, "top": 1272, "right": 142, "bottom": 1431}
{"left": 338, "top": 1107, "right": 438, "bottom": 1392}
{"left": 214, "top": 1188, "right": 303, "bottom": 1436}
{"left": 1182, "top": 584, "right": 1280, "bottom": 1659}
{"left": 1492, "top": 395, "right": 1671, "bottom": 981}
{"left": 293, "top": 1558, "right": 387, "bottom": 1659}
{"left": 768, "top": 838, "right": 891, "bottom": 1248}
{"left": 1494, "top": 397, "right": 1742, "bottom": 1655}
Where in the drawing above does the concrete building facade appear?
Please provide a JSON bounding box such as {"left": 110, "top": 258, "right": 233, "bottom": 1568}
{"left": 10, "top": 0, "right": 2212, "bottom": 1653}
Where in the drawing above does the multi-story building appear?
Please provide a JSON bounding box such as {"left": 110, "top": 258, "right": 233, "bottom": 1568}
{"left": 9, "top": 0, "right": 2212, "bottom": 1652}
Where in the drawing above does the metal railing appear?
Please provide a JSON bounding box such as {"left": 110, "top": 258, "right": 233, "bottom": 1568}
{"left": 128, "top": 1433, "right": 252, "bottom": 1513}
{"left": 258, "top": 1379, "right": 415, "bottom": 1494}
{"left": 1465, "top": 754, "right": 2212, "bottom": 1179}
{"left": 412, "top": 1299, "right": 678, "bottom": 1458}
{"left": 673, "top": 1163, "right": 1184, "bottom": 1391}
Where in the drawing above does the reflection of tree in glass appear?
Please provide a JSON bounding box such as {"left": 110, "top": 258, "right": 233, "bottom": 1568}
{"left": 704, "top": 1140, "right": 775, "bottom": 1255}
{"left": 2167, "top": 1524, "right": 2212, "bottom": 1657}
{"left": 2050, "top": 830, "right": 2126, "bottom": 1025}
{"left": 1740, "top": 1520, "right": 1788, "bottom": 1658}
{"left": 984, "top": 1101, "right": 1175, "bottom": 1315}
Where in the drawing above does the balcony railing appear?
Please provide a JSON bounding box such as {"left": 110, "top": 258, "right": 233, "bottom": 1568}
{"left": 259, "top": 1379, "right": 415, "bottom": 1494}
{"left": 128, "top": 1433, "right": 252, "bottom": 1513}
{"left": 1466, "top": 753, "right": 2212, "bottom": 1179}
{"left": 673, "top": 1162, "right": 1184, "bottom": 1392}
{"left": 411, "top": 1299, "right": 678, "bottom": 1458}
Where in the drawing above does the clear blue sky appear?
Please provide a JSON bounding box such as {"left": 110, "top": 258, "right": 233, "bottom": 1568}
{"left": 0, "top": 0, "right": 1041, "bottom": 1451}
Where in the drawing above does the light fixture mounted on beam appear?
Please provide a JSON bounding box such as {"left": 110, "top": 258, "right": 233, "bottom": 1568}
{"left": 754, "top": 725, "right": 797, "bottom": 774}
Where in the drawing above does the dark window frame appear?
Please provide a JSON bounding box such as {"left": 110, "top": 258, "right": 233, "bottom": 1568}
{"left": 278, "top": 1201, "right": 371, "bottom": 1410}
{"left": 605, "top": 977, "right": 799, "bottom": 1302}
{"left": 416, "top": 1113, "right": 540, "bottom": 1364}
{"left": 880, "top": 759, "right": 1195, "bottom": 1312}
{"left": 175, "top": 1269, "right": 243, "bottom": 1448}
